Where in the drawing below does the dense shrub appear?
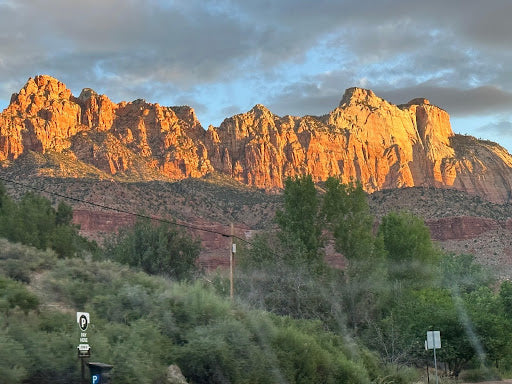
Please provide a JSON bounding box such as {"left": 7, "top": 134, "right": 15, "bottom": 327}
{"left": 0, "top": 243, "right": 389, "bottom": 383}
{"left": 0, "top": 184, "right": 97, "bottom": 258}
{"left": 0, "top": 276, "right": 39, "bottom": 315}
{"left": 2, "top": 177, "right": 511, "bottom": 382}
{"left": 105, "top": 217, "right": 201, "bottom": 281}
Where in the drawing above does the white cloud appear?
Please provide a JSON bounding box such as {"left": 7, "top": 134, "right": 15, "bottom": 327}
{"left": 1, "top": 0, "right": 512, "bottom": 151}
{"left": 358, "top": 78, "right": 369, "bottom": 88}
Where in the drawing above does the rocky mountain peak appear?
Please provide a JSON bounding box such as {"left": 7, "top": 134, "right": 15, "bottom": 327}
{"left": 250, "top": 104, "right": 272, "bottom": 113}
{"left": 407, "top": 97, "right": 430, "bottom": 105}
{"left": 78, "top": 88, "right": 99, "bottom": 102}
{"left": 338, "top": 87, "right": 383, "bottom": 108}
{"left": 33, "top": 74, "right": 67, "bottom": 91}
{"left": 10, "top": 75, "right": 72, "bottom": 106}
{"left": 2, "top": 75, "right": 512, "bottom": 203}
{"left": 243, "top": 104, "right": 275, "bottom": 122}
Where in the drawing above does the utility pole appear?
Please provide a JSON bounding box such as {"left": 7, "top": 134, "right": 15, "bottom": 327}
{"left": 229, "top": 223, "right": 235, "bottom": 300}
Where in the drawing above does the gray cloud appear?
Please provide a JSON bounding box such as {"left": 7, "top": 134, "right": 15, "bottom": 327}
{"left": 2, "top": 0, "right": 512, "bottom": 127}
{"left": 265, "top": 71, "right": 354, "bottom": 117}
{"left": 267, "top": 80, "right": 512, "bottom": 119}
{"left": 377, "top": 85, "right": 512, "bottom": 116}
{"left": 0, "top": 0, "right": 259, "bottom": 94}
{"left": 221, "top": 105, "right": 243, "bottom": 118}
{"left": 471, "top": 119, "right": 512, "bottom": 152}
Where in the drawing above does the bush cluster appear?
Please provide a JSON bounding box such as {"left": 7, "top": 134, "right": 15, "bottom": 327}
{"left": 0, "top": 183, "right": 96, "bottom": 258}
{"left": 235, "top": 175, "right": 512, "bottom": 379}
{"left": 2, "top": 177, "right": 512, "bottom": 383}
{"left": 0, "top": 243, "right": 382, "bottom": 383}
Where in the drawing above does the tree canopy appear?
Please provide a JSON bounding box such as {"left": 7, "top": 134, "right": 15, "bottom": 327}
{"left": 0, "top": 184, "right": 95, "bottom": 258}
{"left": 275, "top": 175, "right": 323, "bottom": 261}
{"left": 106, "top": 217, "right": 201, "bottom": 281}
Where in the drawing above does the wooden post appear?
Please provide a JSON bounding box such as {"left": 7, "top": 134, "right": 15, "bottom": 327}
{"left": 81, "top": 357, "right": 86, "bottom": 384}
{"left": 230, "top": 223, "right": 234, "bottom": 300}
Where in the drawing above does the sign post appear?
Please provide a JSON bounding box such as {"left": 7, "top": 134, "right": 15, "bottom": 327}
{"left": 230, "top": 223, "right": 235, "bottom": 300}
{"left": 77, "top": 312, "right": 91, "bottom": 384}
{"left": 426, "top": 331, "right": 441, "bottom": 384}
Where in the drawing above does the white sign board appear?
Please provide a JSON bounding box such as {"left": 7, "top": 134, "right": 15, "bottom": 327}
{"left": 77, "top": 312, "right": 90, "bottom": 353}
{"left": 426, "top": 330, "right": 441, "bottom": 349}
{"left": 77, "top": 312, "right": 90, "bottom": 331}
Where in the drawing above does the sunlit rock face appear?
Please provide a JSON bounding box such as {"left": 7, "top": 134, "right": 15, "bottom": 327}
{"left": 0, "top": 75, "right": 212, "bottom": 178}
{"left": 206, "top": 87, "right": 512, "bottom": 203}
{"left": 2, "top": 75, "right": 512, "bottom": 203}
{"left": 0, "top": 75, "right": 82, "bottom": 158}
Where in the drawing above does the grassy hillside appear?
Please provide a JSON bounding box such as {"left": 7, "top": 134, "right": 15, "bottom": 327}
{"left": 0, "top": 238, "right": 407, "bottom": 384}
{"left": 2, "top": 177, "right": 512, "bottom": 383}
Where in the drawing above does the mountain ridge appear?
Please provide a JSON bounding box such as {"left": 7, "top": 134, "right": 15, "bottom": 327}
{"left": 2, "top": 75, "right": 512, "bottom": 202}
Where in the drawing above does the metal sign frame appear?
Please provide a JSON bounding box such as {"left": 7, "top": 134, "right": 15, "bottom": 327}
{"left": 77, "top": 312, "right": 91, "bottom": 384}
{"left": 426, "top": 331, "right": 441, "bottom": 384}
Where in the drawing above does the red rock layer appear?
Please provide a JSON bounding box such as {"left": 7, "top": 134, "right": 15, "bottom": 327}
{"left": 426, "top": 216, "right": 501, "bottom": 241}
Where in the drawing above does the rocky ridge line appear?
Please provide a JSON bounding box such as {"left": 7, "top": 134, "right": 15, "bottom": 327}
{"left": 2, "top": 75, "right": 512, "bottom": 202}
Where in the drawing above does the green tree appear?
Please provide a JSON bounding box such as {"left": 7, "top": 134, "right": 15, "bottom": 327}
{"left": 368, "top": 287, "right": 474, "bottom": 375}
{"left": 275, "top": 175, "right": 322, "bottom": 261}
{"left": 500, "top": 280, "right": 512, "bottom": 318}
{"left": 465, "top": 286, "right": 512, "bottom": 369}
{"left": 0, "top": 183, "right": 15, "bottom": 237}
{"left": 237, "top": 232, "right": 342, "bottom": 324}
{"left": 50, "top": 224, "right": 79, "bottom": 259}
{"left": 440, "top": 253, "right": 493, "bottom": 294}
{"left": 0, "top": 187, "right": 88, "bottom": 258}
{"left": 0, "top": 182, "right": 16, "bottom": 215}
{"left": 16, "top": 193, "right": 56, "bottom": 249}
{"left": 55, "top": 200, "right": 73, "bottom": 226}
{"left": 322, "top": 178, "right": 382, "bottom": 261}
{"left": 379, "top": 211, "right": 440, "bottom": 285}
{"left": 106, "top": 218, "right": 201, "bottom": 281}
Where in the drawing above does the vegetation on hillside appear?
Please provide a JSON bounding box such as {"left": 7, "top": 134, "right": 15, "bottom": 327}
{"left": 104, "top": 217, "right": 201, "bottom": 281}
{"left": 0, "top": 241, "right": 387, "bottom": 383}
{"left": 1, "top": 177, "right": 512, "bottom": 383}
{"left": 236, "top": 175, "right": 512, "bottom": 381}
{"left": 0, "top": 183, "right": 97, "bottom": 258}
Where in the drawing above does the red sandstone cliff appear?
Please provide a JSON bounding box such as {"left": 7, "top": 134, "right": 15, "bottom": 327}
{"left": 2, "top": 75, "right": 512, "bottom": 202}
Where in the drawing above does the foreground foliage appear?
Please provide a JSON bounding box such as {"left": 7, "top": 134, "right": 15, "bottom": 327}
{"left": 0, "top": 239, "right": 394, "bottom": 384}
{"left": 236, "top": 175, "right": 512, "bottom": 380}
{"left": 2, "top": 177, "right": 512, "bottom": 382}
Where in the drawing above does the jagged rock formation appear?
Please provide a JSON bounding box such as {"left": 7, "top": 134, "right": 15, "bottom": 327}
{"left": 0, "top": 75, "right": 211, "bottom": 179}
{"left": 2, "top": 75, "right": 512, "bottom": 202}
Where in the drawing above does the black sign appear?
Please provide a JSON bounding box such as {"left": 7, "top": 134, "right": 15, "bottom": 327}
{"left": 79, "top": 314, "right": 89, "bottom": 331}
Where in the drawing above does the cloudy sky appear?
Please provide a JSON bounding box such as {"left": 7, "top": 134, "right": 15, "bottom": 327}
{"left": 1, "top": 0, "right": 512, "bottom": 150}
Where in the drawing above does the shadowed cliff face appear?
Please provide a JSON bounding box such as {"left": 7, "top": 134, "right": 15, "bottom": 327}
{"left": 2, "top": 75, "right": 512, "bottom": 202}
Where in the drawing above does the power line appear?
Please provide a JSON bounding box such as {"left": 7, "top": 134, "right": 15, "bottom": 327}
{"left": 0, "top": 175, "right": 254, "bottom": 245}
